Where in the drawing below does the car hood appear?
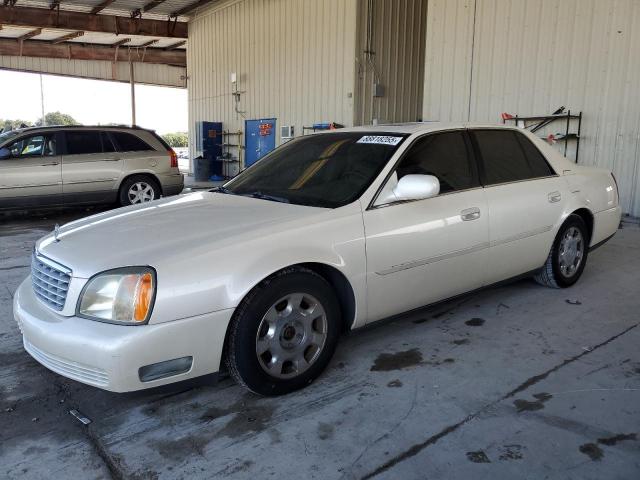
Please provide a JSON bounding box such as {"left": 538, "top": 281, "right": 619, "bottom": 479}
{"left": 36, "top": 192, "right": 324, "bottom": 278}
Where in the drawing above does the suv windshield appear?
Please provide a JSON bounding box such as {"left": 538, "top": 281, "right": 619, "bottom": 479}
{"left": 224, "top": 132, "right": 407, "bottom": 208}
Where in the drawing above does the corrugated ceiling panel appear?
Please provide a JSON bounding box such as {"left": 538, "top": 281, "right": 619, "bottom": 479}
{"left": 187, "top": 0, "right": 358, "bottom": 165}
{"left": 0, "top": 55, "right": 186, "bottom": 87}
{"left": 423, "top": 0, "right": 640, "bottom": 216}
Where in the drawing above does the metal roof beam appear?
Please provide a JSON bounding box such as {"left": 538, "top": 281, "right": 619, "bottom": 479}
{"left": 164, "top": 40, "right": 185, "bottom": 50}
{"left": 17, "top": 27, "right": 41, "bottom": 40}
{"left": 51, "top": 30, "right": 83, "bottom": 43}
{"left": 0, "top": 38, "right": 186, "bottom": 66}
{"left": 0, "top": 6, "right": 187, "bottom": 38}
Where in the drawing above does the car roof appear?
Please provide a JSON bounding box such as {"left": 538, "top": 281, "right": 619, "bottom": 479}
{"left": 1, "top": 125, "right": 152, "bottom": 135}
{"left": 335, "top": 122, "right": 519, "bottom": 134}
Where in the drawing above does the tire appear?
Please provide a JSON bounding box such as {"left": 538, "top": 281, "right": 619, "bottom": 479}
{"left": 225, "top": 267, "right": 341, "bottom": 396}
{"left": 535, "top": 214, "right": 589, "bottom": 288}
{"left": 118, "top": 175, "right": 161, "bottom": 206}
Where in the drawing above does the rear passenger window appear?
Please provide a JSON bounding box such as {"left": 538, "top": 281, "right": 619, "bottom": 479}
{"left": 515, "top": 133, "right": 554, "bottom": 178}
{"left": 101, "top": 132, "right": 116, "bottom": 153}
{"left": 66, "top": 131, "right": 103, "bottom": 155}
{"left": 473, "top": 130, "right": 533, "bottom": 185}
{"left": 395, "top": 131, "right": 478, "bottom": 193}
{"left": 111, "top": 132, "right": 152, "bottom": 152}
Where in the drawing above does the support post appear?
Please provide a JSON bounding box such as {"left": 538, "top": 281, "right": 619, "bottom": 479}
{"left": 129, "top": 61, "right": 136, "bottom": 126}
{"left": 40, "top": 74, "right": 45, "bottom": 126}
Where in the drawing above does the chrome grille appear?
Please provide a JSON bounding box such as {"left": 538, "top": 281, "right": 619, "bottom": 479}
{"left": 31, "top": 254, "right": 71, "bottom": 311}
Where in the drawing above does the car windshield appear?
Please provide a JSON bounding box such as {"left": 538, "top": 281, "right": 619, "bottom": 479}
{"left": 0, "top": 130, "right": 20, "bottom": 145}
{"left": 224, "top": 132, "right": 407, "bottom": 208}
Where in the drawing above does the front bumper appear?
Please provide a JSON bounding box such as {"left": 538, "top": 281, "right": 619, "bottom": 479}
{"left": 13, "top": 277, "right": 233, "bottom": 392}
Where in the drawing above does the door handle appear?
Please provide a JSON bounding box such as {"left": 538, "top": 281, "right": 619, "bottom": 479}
{"left": 105, "top": 158, "right": 122, "bottom": 162}
{"left": 548, "top": 191, "right": 561, "bottom": 203}
{"left": 460, "top": 207, "right": 481, "bottom": 221}
{"left": 39, "top": 162, "right": 60, "bottom": 166}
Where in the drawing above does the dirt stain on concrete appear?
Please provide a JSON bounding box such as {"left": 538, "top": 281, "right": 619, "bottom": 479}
{"left": 371, "top": 349, "right": 423, "bottom": 371}
{"left": 514, "top": 392, "right": 552, "bottom": 412}
{"left": 465, "top": 318, "right": 485, "bottom": 327}
{"left": 498, "top": 444, "right": 524, "bottom": 461}
{"left": 217, "top": 404, "right": 276, "bottom": 438}
{"left": 387, "top": 379, "right": 403, "bottom": 388}
{"left": 466, "top": 450, "right": 491, "bottom": 463}
{"left": 579, "top": 443, "right": 604, "bottom": 461}
{"left": 597, "top": 433, "right": 637, "bottom": 446}
{"left": 451, "top": 338, "right": 470, "bottom": 345}
{"left": 317, "top": 422, "right": 334, "bottom": 440}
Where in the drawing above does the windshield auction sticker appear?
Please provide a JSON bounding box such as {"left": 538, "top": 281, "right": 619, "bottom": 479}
{"left": 357, "top": 135, "right": 403, "bottom": 146}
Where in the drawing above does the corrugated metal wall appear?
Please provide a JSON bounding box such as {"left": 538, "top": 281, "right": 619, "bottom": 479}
{"left": 0, "top": 55, "right": 187, "bottom": 87}
{"left": 423, "top": 0, "right": 640, "bottom": 217}
{"left": 353, "top": 0, "right": 428, "bottom": 126}
{"left": 187, "top": 0, "right": 358, "bottom": 164}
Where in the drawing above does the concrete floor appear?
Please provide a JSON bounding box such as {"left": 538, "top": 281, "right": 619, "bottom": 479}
{"left": 1, "top": 210, "right": 639, "bottom": 480}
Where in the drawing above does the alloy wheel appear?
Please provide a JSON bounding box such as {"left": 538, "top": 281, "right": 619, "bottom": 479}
{"left": 128, "top": 182, "right": 155, "bottom": 204}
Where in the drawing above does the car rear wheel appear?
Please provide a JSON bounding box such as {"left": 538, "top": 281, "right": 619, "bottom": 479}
{"left": 535, "top": 214, "right": 589, "bottom": 288}
{"left": 119, "top": 175, "right": 161, "bottom": 206}
{"left": 225, "top": 267, "right": 341, "bottom": 396}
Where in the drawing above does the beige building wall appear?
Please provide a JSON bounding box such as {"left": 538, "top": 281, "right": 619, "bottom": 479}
{"left": 187, "top": 0, "right": 359, "bottom": 165}
{"left": 0, "top": 56, "right": 187, "bottom": 87}
{"left": 423, "top": 0, "right": 640, "bottom": 217}
{"left": 353, "top": 0, "right": 428, "bottom": 126}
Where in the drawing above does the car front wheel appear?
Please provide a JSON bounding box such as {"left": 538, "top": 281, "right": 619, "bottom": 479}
{"left": 535, "top": 214, "right": 589, "bottom": 288}
{"left": 225, "top": 267, "right": 341, "bottom": 396}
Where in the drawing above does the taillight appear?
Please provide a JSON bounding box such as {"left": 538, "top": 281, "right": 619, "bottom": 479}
{"left": 169, "top": 149, "right": 178, "bottom": 168}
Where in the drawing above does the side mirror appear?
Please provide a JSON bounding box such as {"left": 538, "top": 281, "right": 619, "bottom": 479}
{"left": 0, "top": 147, "right": 10, "bottom": 160}
{"left": 393, "top": 174, "right": 440, "bottom": 201}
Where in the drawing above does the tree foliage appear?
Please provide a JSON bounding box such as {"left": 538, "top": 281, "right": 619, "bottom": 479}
{"left": 162, "top": 132, "right": 188, "bottom": 148}
{"left": 1, "top": 119, "right": 34, "bottom": 131}
{"left": 37, "top": 111, "right": 81, "bottom": 126}
{"left": 1, "top": 111, "right": 81, "bottom": 132}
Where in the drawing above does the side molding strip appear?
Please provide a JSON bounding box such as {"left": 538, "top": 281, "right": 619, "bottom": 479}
{"left": 375, "top": 225, "right": 553, "bottom": 276}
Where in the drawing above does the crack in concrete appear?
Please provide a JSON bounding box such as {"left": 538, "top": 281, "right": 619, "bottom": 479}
{"left": 360, "top": 321, "right": 640, "bottom": 479}
{"left": 52, "top": 375, "right": 123, "bottom": 480}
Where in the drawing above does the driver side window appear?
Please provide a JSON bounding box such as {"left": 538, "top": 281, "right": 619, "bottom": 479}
{"left": 394, "top": 131, "right": 478, "bottom": 194}
{"left": 8, "top": 134, "right": 56, "bottom": 158}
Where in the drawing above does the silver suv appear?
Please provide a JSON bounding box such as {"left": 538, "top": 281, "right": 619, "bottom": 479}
{"left": 0, "top": 125, "right": 184, "bottom": 210}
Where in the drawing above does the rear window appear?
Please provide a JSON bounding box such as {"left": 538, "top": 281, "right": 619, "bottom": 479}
{"left": 111, "top": 132, "right": 153, "bottom": 152}
{"left": 473, "top": 130, "right": 535, "bottom": 185}
{"left": 515, "top": 132, "right": 554, "bottom": 177}
{"left": 66, "top": 131, "right": 103, "bottom": 155}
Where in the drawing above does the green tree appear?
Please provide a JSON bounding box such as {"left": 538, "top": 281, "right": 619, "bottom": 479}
{"left": 162, "top": 132, "right": 188, "bottom": 148}
{"left": 1, "top": 119, "right": 34, "bottom": 131}
{"left": 37, "top": 111, "right": 81, "bottom": 126}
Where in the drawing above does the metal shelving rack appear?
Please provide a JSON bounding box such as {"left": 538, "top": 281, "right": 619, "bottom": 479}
{"left": 217, "top": 130, "right": 243, "bottom": 179}
{"left": 502, "top": 109, "right": 583, "bottom": 163}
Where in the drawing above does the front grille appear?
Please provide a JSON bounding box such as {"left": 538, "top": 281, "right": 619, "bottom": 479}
{"left": 31, "top": 254, "right": 71, "bottom": 311}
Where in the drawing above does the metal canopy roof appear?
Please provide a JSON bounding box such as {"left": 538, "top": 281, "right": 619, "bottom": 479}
{"left": 0, "top": 0, "right": 217, "bottom": 67}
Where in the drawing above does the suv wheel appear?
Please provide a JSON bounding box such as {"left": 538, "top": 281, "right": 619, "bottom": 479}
{"left": 119, "top": 175, "right": 161, "bottom": 206}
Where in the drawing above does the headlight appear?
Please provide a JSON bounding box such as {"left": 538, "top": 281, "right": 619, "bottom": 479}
{"left": 78, "top": 267, "right": 156, "bottom": 325}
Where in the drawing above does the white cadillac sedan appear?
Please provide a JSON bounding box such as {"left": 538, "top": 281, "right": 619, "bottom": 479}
{"left": 13, "top": 123, "right": 621, "bottom": 396}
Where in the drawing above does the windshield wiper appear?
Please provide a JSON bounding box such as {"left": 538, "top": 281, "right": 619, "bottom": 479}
{"left": 210, "top": 186, "right": 234, "bottom": 194}
{"left": 241, "top": 191, "right": 290, "bottom": 204}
